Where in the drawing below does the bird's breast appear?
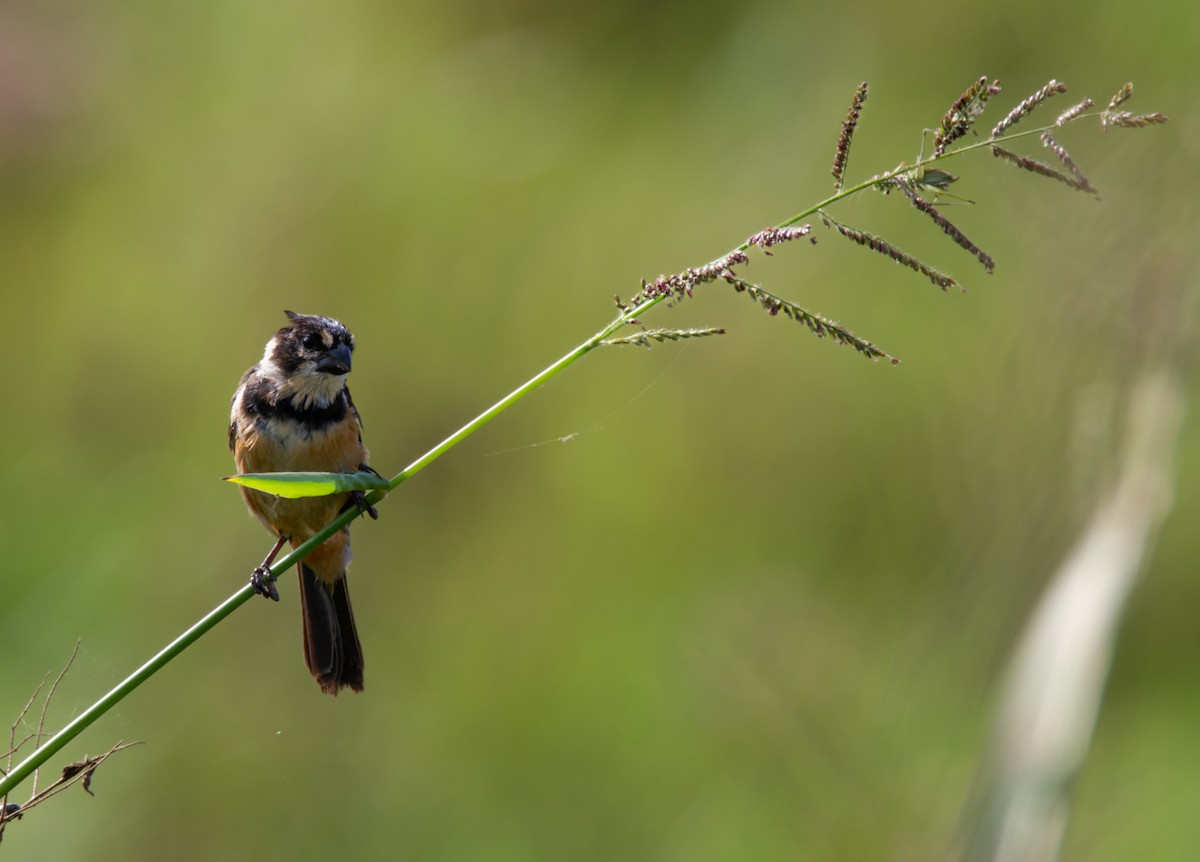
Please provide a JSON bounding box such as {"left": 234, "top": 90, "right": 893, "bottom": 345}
{"left": 234, "top": 412, "right": 367, "bottom": 542}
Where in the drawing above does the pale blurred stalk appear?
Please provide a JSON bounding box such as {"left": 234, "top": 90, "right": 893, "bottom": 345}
{"left": 963, "top": 371, "right": 1185, "bottom": 862}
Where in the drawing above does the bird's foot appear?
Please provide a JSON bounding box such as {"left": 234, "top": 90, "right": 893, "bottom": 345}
{"left": 348, "top": 490, "right": 379, "bottom": 521}
{"left": 250, "top": 565, "right": 280, "bottom": 601}
{"left": 351, "top": 463, "right": 381, "bottom": 520}
{"left": 249, "top": 535, "right": 287, "bottom": 601}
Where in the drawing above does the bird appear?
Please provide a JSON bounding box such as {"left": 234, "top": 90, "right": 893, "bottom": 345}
{"left": 229, "top": 310, "right": 376, "bottom": 694}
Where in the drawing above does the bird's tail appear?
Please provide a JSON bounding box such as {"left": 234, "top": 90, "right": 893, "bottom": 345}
{"left": 299, "top": 563, "right": 364, "bottom": 694}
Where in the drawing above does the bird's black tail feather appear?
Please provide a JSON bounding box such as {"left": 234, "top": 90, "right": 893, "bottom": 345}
{"left": 299, "top": 563, "right": 364, "bottom": 694}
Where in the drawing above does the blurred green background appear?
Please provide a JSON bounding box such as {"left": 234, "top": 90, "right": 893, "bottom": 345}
{"left": 2, "top": 0, "right": 1197, "bottom": 859}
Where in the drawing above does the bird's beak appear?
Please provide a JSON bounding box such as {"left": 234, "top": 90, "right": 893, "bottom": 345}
{"left": 316, "top": 344, "right": 352, "bottom": 375}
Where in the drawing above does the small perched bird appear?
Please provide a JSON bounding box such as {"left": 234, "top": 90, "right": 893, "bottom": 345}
{"left": 229, "top": 310, "right": 375, "bottom": 694}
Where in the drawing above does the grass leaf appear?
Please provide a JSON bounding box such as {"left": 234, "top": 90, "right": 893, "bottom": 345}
{"left": 223, "top": 471, "right": 390, "bottom": 498}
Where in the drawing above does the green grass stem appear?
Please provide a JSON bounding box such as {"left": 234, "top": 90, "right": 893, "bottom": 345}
{"left": 0, "top": 99, "right": 1140, "bottom": 803}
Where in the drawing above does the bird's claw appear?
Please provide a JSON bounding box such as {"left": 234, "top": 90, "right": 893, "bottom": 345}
{"left": 350, "top": 490, "right": 379, "bottom": 521}
{"left": 251, "top": 565, "right": 280, "bottom": 601}
{"left": 351, "top": 464, "right": 381, "bottom": 520}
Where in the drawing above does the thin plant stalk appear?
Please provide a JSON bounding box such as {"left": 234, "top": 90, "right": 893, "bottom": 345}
{"left": 0, "top": 290, "right": 723, "bottom": 798}
{"left": 0, "top": 93, "right": 1153, "bottom": 802}
{"left": 0, "top": 314, "right": 614, "bottom": 799}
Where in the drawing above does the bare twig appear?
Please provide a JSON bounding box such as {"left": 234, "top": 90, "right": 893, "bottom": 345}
{"left": 1, "top": 643, "right": 140, "bottom": 846}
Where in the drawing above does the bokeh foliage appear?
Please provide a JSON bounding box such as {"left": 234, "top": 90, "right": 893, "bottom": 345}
{"left": 1, "top": 0, "right": 1197, "bottom": 859}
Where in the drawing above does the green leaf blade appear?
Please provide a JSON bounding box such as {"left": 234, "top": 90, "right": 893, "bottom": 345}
{"left": 223, "top": 471, "right": 390, "bottom": 499}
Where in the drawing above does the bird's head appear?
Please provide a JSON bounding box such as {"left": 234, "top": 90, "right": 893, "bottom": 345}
{"left": 262, "top": 310, "right": 356, "bottom": 408}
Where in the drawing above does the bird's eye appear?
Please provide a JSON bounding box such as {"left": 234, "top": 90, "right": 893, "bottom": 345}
{"left": 301, "top": 333, "right": 323, "bottom": 350}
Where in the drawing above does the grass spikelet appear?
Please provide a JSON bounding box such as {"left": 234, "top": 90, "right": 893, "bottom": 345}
{"left": 1100, "top": 82, "right": 1168, "bottom": 130}
{"left": 631, "top": 223, "right": 816, "bottom": 307}
{"left": 726, "top": 275, "right": 897, "bottom": 364}
{"left": 1106, "top": 82, "right": 1134, "bottom": 111}
{"left": 746, "top": 225, "right": 814, "bottom": 252}
{"left": 1039, "top": 132, "right": 1097, "bottom": 195}
{"left": 933, "top": 76, "right": 1002, "bottom": 156}
{"left": 634, "top": 249, "right": 752, "bottom": 304}
{"left": 895, "top": 184, "right": 995, "bottom": 273}
{"left": 992, "top": 145, "right": 1094, "bottom": 194}
{"left": 601, "top": 327, "right": 726, "bottom": 348}
{"left": 832, "top": 82, "right": 869, "bottom": 191}
{"left": 1102, "top": 111, "right": 1169, "bottom": 130}
{"left": 991, "top": 79, "right": 1068, "bottom": 139}
{"left": 1055, "top": 98, "right": 1093, "bottom": 126}
{"left": 821, "top": 215, "right": 959, "bottom": 291}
